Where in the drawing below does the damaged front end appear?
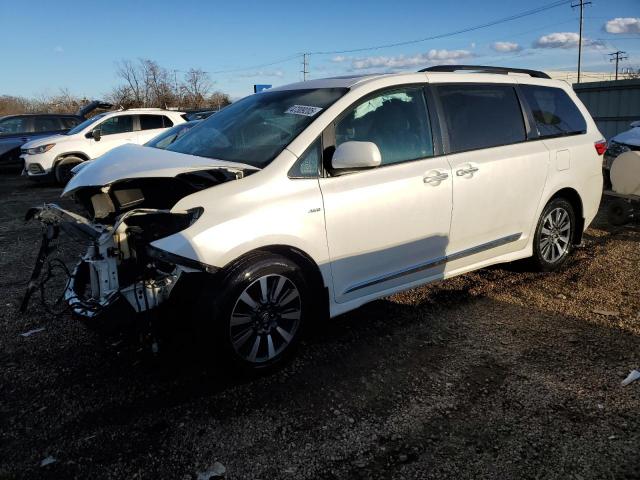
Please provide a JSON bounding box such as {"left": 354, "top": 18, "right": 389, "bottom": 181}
{"left": 22, "top": 145, "right": 258, "bottom": 333}
{"left": 23, "top": 203, "right": 209, "bottom": 332}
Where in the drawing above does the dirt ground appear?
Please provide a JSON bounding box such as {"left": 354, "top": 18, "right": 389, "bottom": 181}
{"left": 0, "top": 173, "right": 639, "bottom": 480}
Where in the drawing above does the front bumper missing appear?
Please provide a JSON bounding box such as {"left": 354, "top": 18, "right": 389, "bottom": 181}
{"left": 22, "top": 204, "right": 207, "bottom": 331}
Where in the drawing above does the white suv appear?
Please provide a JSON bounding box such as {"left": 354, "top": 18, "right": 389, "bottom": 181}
{"left": 21, "top": 108, "right": 186, "bottom": 184}
{"left": 28, "top": 66, "right": 604, "bottom": 371}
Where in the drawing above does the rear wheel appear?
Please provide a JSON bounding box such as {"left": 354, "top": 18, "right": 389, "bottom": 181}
{"left": 195, "top": 252, "right": 309, "bottom": 373}
{"left": 54, "top": 156, "right": 82, "bottom": 185}
{"left": 530, "top": 198, "right": 576, "bottom": 272}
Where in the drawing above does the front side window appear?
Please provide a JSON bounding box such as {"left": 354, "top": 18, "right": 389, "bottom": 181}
{"left": 99, "top": 115, "right": 133, "bottom": 135}
{"left": 167, "top": 88, "right": 347, "bottom": 168}
{"left": 437, "top": 84, "right": 526, "bottom": 153}
{"left": 335, "top": 88, "right": 433, "bottom": 165}
{"left": 66, "top": 113, "right": 107, "bottom": 135}
{"left": 0, "top": 117, "right": 29, "bottom": 135}
{"left": 520, "top": 85, "right": 586, "bottom": 138}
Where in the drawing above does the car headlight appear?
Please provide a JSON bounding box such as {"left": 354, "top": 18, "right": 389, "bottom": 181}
{"left": 25, "top": 143, "right": 55, "bottom": 155}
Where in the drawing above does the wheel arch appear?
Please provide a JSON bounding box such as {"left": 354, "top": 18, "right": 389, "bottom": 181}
{"left": 54, "top": 151, "right": 89, "bottom": 168}
{"left": 549, "top": 187, "right": 585, "bottom": 244}
{"left": 221, "top": 244, "right": 330, "bottom": 320}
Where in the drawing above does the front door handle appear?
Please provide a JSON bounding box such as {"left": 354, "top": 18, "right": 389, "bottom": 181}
{"left": 423, "top": 171, "right": 449, "bottom": 185}
{"left": 456, "top": 166, "right": 479, "bottom": 176}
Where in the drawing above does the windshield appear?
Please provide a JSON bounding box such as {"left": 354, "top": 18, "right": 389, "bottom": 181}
{"left": 66, "top": 112, "right": 108, "bottom": 135}
{"left": 167, "top": 88, "right": 347, "bottom": 168}
{"left": 145, "top": 121, "right": 200, "bottom": 149}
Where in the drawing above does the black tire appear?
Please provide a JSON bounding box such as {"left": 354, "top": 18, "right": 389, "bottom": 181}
{"left": 607, "top": 199, "right": 632, "bottom": 226}
{"left": 530, "top": 197, "right": 576, "bottom": 272}
{"left": 194, "top": 252, "right": 310, "bottom": 373}
{"left": 54, "top": 156, "right": 82, "bottom": 185}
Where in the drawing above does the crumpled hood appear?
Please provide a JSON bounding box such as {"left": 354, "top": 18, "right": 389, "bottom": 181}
{"left": 63, "top": 144, "right": 259, "bottom": 196}
{"left": 612, "top": 127, "right": 640, "bottom": 147}
{"left": 22, "top": 134, "right": 66, "bottom": 149}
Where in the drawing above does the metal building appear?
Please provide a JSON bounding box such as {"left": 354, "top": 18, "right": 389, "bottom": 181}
{"left": 573, "top": 79, "right": 640, "bottom": 140}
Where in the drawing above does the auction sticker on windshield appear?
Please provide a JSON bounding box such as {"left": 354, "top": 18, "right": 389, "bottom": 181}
{"left": 285, "top": 105, "right": 323, "bottom": 116}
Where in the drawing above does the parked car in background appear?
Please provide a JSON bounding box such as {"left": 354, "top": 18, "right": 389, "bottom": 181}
{"left": 69, "top": 120, "right": 202, "bottom": 177}
{"left": 21, "top": 108, "right": 187, "bottom": 184}
{"left": 604, "top": 121, "right": 640, "bottom": 187}
{"left": 30, "top": 66, "right": 604, "bottom": 371}
{"left": 0, "top": 101, "right": 111, "bottom": 170}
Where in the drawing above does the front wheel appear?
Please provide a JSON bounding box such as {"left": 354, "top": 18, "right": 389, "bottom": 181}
{"left": 195, "top": 252, "right": 309, "bottom": 373}
{"left": 530, "top": 198, "right": 576, "bottom": 272}
{"left": 54, "top": 156, "right": 82, "bottom": 185}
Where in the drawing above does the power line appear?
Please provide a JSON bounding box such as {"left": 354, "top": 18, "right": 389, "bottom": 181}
{"left": 308, "top": 0, "right": 573, "bottom": 55}
{"left": 609, "top": 50, "right": 628, "bottom": 80}
{"left": 208, "top": 54, "right": 301, "bottom": 75}
{"left": 203, "top": 0, "right": 573, "bottom": 78}
{"left": 571, "top": 0, "right": 591, "bottom": 84}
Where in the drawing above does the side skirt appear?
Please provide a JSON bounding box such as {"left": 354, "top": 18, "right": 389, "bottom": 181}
{"left": 343, "top": 233, "right": 522, "bottom": 295}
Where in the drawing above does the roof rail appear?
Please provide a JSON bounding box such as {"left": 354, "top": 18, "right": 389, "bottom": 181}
{"left": 419, "top": 65, "right": 551, "bottom": 79}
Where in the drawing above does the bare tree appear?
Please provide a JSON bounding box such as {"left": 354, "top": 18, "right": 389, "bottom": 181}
{"left": 141, "top": 59, "right": 176, "bottom": 107}
{"left": 1, "top": 58, "right": 234, "bottom": 116}
{"left": 115, "top": 59, "right": 146, "bottom": 106}
{"left": 183, "top": 68, "right": 212, "bottom": 109}
{"left": 208, "top": 91, "right": 232, "bottom": 110}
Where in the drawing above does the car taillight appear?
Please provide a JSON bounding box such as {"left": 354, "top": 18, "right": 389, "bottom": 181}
{"left": 594, "top": 140, "right": 607, "bottom": 156}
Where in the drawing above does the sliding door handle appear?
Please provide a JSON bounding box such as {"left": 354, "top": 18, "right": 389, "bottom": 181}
{"left": 456, "top": 166, "right": 479, "bottom": 176}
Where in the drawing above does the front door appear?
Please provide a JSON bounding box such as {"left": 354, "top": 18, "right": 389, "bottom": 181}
{"left": 319, "top": 86, "right": 453, "bottom": 304}
{"left": 91, "top": 114, "right": 136, "bottom": 158}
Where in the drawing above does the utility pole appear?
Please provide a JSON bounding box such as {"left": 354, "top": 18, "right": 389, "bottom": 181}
{"left": 301, "top": 53, "right": 309, "bottom": 81}
{"left": 173, "top": 69, "right": 179, "bottom": 92}
{"left": 608, "top": 51, "right": 628, "bottom": 80}
{"left": 571, "top": 0, "right": 591, "bottom": 84}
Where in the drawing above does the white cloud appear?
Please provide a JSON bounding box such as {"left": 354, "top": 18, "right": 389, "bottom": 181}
{"left": 331, "top": 55, "right": 348, "bottom": 63}
{"left": 533, "top": 32, "right": 604, "bottom": 49}
{"left": 348, "top": 49, "right": 474, "bottom": 70}
{"left": 605, "top": 17, "right": 640, "bottom": 34}
{"left": 470, "top": 42, "right": 476, "bottom": 49}
{"left": 491, "top": 41, "right": 521, "bottom": 53}
{"left": 53, "top": 45, "right": 64, "bottom": 53}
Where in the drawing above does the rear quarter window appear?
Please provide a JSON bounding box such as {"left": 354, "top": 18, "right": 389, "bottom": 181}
{"left": 139, "top": 115, "right": 174, "bottom": 130}
{"left": 436, "top": 84, "right": 526, "bottom": 153}
{"left": 519, "top": 85, "right": 586, "bottom": 138}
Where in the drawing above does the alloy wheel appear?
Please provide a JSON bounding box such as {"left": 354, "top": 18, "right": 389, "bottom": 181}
{"left": 540, "top": 207, "right": 571, "bottom": 263}
{"left": 229, "top": 274, "right": 302, "bottom": 364}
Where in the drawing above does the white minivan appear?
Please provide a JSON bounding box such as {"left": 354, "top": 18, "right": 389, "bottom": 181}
{"left": 21, "top": 108, "right": 186, "bottom": 184}
{"left": 27, "top": 66, "right": 604, "bottom": 371}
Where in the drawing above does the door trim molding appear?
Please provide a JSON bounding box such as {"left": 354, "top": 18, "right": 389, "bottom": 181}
{"left": 343, "top": 232, "right": 522, "bottom": 295}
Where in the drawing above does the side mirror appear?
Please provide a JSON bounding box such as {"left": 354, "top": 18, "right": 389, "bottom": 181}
{"left": 90, "top": 129, "right": 101, "bottom": 141}
{"left": 331, "top": 141, "right": 381, "bottom": 171}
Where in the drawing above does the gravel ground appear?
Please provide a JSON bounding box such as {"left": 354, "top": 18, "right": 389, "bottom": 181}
{"left": 0, "top": 174, "right": 639, "bottom": 480}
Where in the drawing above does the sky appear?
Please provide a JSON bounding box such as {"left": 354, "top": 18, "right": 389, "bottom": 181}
{"left": 0, "top": 0, "right": 638, "bottom": 100}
